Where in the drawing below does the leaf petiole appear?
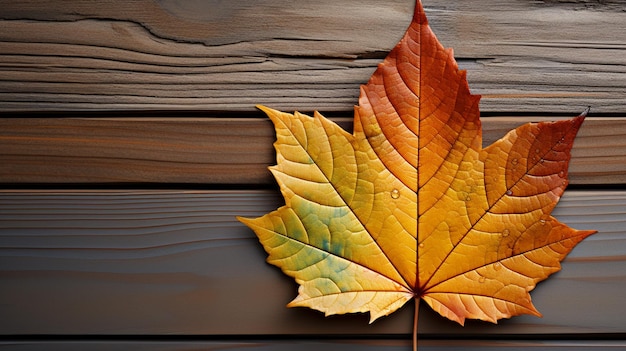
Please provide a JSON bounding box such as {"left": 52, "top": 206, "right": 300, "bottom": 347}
{"left": 413, "top": 297, "right": 420, "bottom": 351}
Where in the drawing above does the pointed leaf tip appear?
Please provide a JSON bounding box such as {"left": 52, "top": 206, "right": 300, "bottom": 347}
{"left": 580, "top": 106, "right": 591, "bottom": 117}
{"left": 413, "top": 0, "right": 427, "bottom": 25}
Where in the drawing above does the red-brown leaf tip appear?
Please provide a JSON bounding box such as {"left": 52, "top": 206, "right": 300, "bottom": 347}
{"left": 413, "top": 0, "right": 428, "bottom": 25}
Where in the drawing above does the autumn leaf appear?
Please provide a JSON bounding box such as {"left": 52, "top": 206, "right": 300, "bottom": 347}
{"left": 237, "top": 0, "right": 595, "bottom": 347}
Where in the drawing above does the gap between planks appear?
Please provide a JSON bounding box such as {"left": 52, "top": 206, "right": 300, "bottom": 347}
{"left": 1, "top": 339, "right": 626, "bottom": 351}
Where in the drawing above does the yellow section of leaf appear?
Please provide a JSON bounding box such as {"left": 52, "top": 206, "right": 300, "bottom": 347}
{"left": 240, "top": 207, "right": 413, "bottom": 323}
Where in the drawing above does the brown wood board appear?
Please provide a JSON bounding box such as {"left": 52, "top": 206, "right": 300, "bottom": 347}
{"left": 1, "top": 117, "right": 624, "bottom": 185}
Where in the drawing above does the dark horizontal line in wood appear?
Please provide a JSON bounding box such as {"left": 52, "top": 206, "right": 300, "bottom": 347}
{"left": 3, "top": 332, "right": 625, "bottom": 342}
{"left": 1, "top": 339, "right": 624, "bottom": 351}
{"left": 1, "top": 190, "right": 623, "bottom": 336}
{"left": 5, "top": 109, "right": 621, "bottom": 119}
{"left": 1, "top": 117, "right": 624, "bottom": 185}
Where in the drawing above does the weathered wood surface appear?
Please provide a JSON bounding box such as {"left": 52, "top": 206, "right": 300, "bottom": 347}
{"left": 2, "top": 116, "right": 625, "bottom": 185}
{"left": 1, "top": 190, "right": 623, "bottom": 336}
{"left": 1, "top": 0, "right": 625, "bottom": 113}
{"left": 2, "top": 340, "right": 625, "bottom": 351}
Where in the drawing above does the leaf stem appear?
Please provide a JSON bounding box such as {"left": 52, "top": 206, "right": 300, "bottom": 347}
{"left": 413, "top": 297, "right": 420, "bottom": 351}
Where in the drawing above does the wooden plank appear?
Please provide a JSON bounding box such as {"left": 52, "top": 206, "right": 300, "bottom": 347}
{"left": 1, "top": 340, "right": 625, "bottom": 351}
{"left": 0, "top": 0, "right": 625, "bottom": 112}
{"left": 1, "top": 117, "right": 624, "bottom": 185}
{"left": 1, "top": 190, "right": 624, "bottom": 336}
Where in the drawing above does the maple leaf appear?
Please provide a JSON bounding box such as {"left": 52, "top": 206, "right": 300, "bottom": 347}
{"left": 238, "top": 0, "right": 595, "bottom": 348}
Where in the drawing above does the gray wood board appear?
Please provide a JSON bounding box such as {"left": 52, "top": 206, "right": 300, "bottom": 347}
{"left": 1, "top": 190, "right": 623, "bottom": 336}
{"left": 0, "top": 0, "right": 625, "bottom": 112}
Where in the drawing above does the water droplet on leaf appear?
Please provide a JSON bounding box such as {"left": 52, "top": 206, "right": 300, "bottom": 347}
{"left": 391, "top": 189, "right": 400, "bottom": 199}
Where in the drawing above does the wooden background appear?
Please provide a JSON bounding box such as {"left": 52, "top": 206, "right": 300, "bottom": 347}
{"left": 1, "top": 0, "right": 625, "bottom": 349}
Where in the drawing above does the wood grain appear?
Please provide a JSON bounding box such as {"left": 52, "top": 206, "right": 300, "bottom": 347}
{"left": 0, "top": 0, "right": 625, "bottom": 112}
{"left": 1, "top": 117, "right": 625, "bottom": 185}
{"left": 1, "top": 190, "right": 623, "bottom": 336}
